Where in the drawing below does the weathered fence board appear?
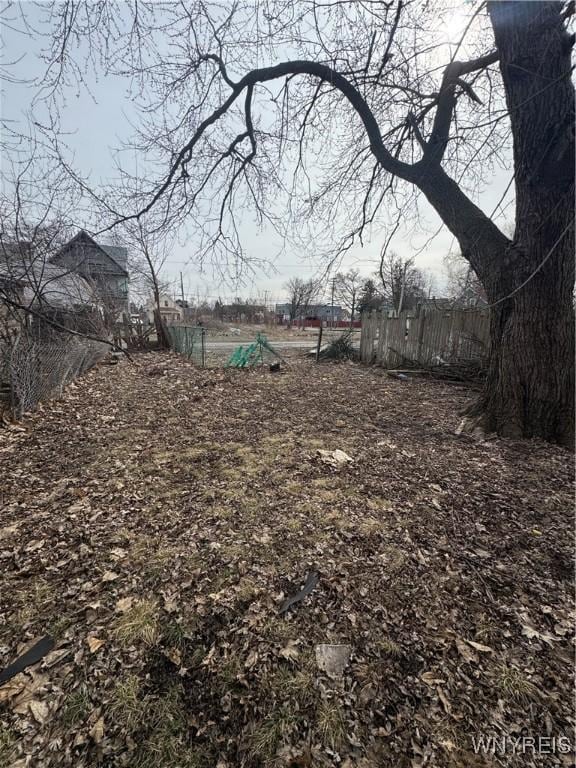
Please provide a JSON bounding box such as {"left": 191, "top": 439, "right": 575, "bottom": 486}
{"left": 359, "top": 309, "right": 489, "bottom": 367}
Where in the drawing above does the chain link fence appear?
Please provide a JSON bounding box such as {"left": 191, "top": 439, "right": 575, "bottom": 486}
{"left": 166, "top": 325, "right": 205, "bottom": 366}
{"left": 1, "top": 329, "right": 108, "bottom": 417}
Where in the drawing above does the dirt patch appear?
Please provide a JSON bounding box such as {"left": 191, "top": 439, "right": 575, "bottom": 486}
{"left": 0, "top": 352, "right": 573, "bottom": 767}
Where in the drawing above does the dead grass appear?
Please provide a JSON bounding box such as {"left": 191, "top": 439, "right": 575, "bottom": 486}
{"left": 109, "top": 676, "right": 144, "bottom": 729}
{"left": 129, "top": 686, "right": 210, "bottom": 768}
{"left": 113, "top": 600, "right": 160, "bottom": 647}
{"left": 365, "top": 495, "right": 394, "bottom": 513}
{"left": 0, "top": 724, "right": 16, "bottom": 765}
{"left": 247, "top": 709, "right": 298, "bottom": 762}
{"left": 268, "top": 667, "right": 317, "bottom": 708}
{"left": 319, "top": 508, "right": 353, "bottom": 530}
{"left": 11, "top": 578, "right": 56, "bottom": 633}
{"left": 315, "top": 699, "right": 346, "bottom": 751}
{"left": 357, "top": 516, "right": 383, "bottom": 535}
{"left": 260, "top": 617, "right": 294, "bottom": 644}
{"left": 60, "top": 685, "right": 91, "bottom": 727}
{"left": 497, "top": 666, "right": 539, "bottom": 704}
{"left": 376, "top": 638, "right": 402, "bottom": 657}
{"left": 215, "top": 655, "right": 243, "bottom": 688}
{"left": 161, "top": 619, "right": 196, "bottom": 651}
{"left": 379, "top": 545, "right": 407, "bottom": 573}
{"left": 235, "top": 576, "right": 260, "bottom": 602}
{"left": 129, "top": 538, "right": 184, "bottom": 582}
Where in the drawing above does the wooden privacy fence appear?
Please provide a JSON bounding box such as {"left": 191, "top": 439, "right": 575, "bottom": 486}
{"left": 359, "top": 309, "right": 489, "bottom": 367}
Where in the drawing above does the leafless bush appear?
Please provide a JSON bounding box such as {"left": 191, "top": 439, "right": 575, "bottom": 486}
{"left": 320, "top": 331, "right": 357, "bottom": 362}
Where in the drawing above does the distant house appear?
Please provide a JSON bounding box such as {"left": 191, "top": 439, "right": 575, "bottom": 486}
{"left": 145, "top": 294, "right": 182, "bottom": 325}
{"left": 217, "top": 302, "right": 265, "bottom": 324}
{"left": 457, "top": 287, "right": 488, "bottom": 308}
{"left": 417, "top": 296, "right": 488, "bottom": 312}
{"left": 175, "top": 299, "right": 196, "bottom": 322}
{"left": 418, "top": 297, "right": 454, "bottom": 312}
{"left": 275, "top": 302, "right": 345, "bottom": 326}
{"left": 51, "top": 230, "right": 129, "bottom": 319}
{"left": 358, "top": 297, "right": 395, "bottom": 314}
{"left": 306, "top": 304, "right": 345, "bottom": 323}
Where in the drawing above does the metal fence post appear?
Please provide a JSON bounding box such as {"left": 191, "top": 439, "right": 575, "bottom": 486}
{"left": 315, "top": 324, "right": 323, "bottom": 362}
{"left": 201, "top": 327, "right": 206, "bottom": 368}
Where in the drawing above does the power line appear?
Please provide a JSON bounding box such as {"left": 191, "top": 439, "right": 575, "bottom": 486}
{"left": 483, "top": 223, "right": 573, "bottom": 309}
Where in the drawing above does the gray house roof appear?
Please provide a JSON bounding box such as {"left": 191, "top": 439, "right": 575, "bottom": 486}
{"left": 54, "top": 230, "right": 129, "bottom": 277}
{"left": 100, "top": 243, "right": 128, "bottom": 270}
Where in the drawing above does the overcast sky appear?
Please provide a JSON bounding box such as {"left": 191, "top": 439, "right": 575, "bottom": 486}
{"left": 1, "top": 1, "right": 514, "bottom": 307}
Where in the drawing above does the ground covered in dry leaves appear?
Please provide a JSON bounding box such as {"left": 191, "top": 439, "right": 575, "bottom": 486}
{"left": 0, "top": 353, "right": 573, "bottom": 768}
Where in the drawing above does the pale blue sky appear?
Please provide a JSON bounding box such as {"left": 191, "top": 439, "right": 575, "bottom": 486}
{"left": 1, "top": 1, "right": 514, "bottom": 306}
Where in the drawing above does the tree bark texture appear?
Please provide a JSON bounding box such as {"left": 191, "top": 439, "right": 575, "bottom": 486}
{"left": 479, "top": 1, "right": 574, "bottom": 445}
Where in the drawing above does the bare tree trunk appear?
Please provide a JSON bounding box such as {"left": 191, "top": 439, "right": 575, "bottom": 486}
{"left": 412, "top": 3, "right": 574, "bottom": 446}
{"left": 421, "top": 169, "right": 574, "bottom": 446}
{"left": 476, "top": 269, "right": 574, "bottom": 444}
{"left": 152, "top": 284, "right": 170, "bottom": 350}
{"left": 476, "top": 1, "right": 574, "bottom": 446}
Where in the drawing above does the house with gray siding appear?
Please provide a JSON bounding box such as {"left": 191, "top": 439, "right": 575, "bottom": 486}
{"left": 275, "top": 302, "right": 345, "bottom": 324}
{"left": 0, "top": 239, "right": 98, "bottom": 337}
{"left": 51, "top": 230, "right": 129, "bottom": 319}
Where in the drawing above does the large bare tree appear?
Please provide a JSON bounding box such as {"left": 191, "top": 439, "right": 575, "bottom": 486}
{"left": 378, "top": 252, "right": 429, "bottom": 312}
{"left": 120, "top": 221, "right": 173, "bottom": 348}
{"left": 10, "top": 0, "right": 576, "bottom": 444}
{"left": 284, "top": 277, "right": 320, "bottom": 326}
{"left": 333, "top": 269, "right": 363, "bottom": 325}
{"left": 444, "top": 252, "right": 487, "bottom": 306}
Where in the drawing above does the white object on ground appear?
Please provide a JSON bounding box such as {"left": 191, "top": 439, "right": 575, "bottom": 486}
{"left": 316, "top": 449, "right": 354, "bottom": 467}
{"left": 315, "top": 643, "right": 352, "bottom": 678}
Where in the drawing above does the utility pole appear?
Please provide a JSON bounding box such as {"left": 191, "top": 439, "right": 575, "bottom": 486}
{"left": 397, "top": 262, "right": 407, "bottom": 315}
{"left": 180, "top": 272, "right": 185, "bottom": 304}
{"left": 331, "top": 277, "right": 336, "bottom": 329}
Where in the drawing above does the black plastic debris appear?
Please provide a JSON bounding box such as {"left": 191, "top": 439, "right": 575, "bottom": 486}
{"left": 279, "top": 571, "right": 319, "bottom": 614}
{"left": 0, "top": 635, "right": 55, "bottom": 685}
